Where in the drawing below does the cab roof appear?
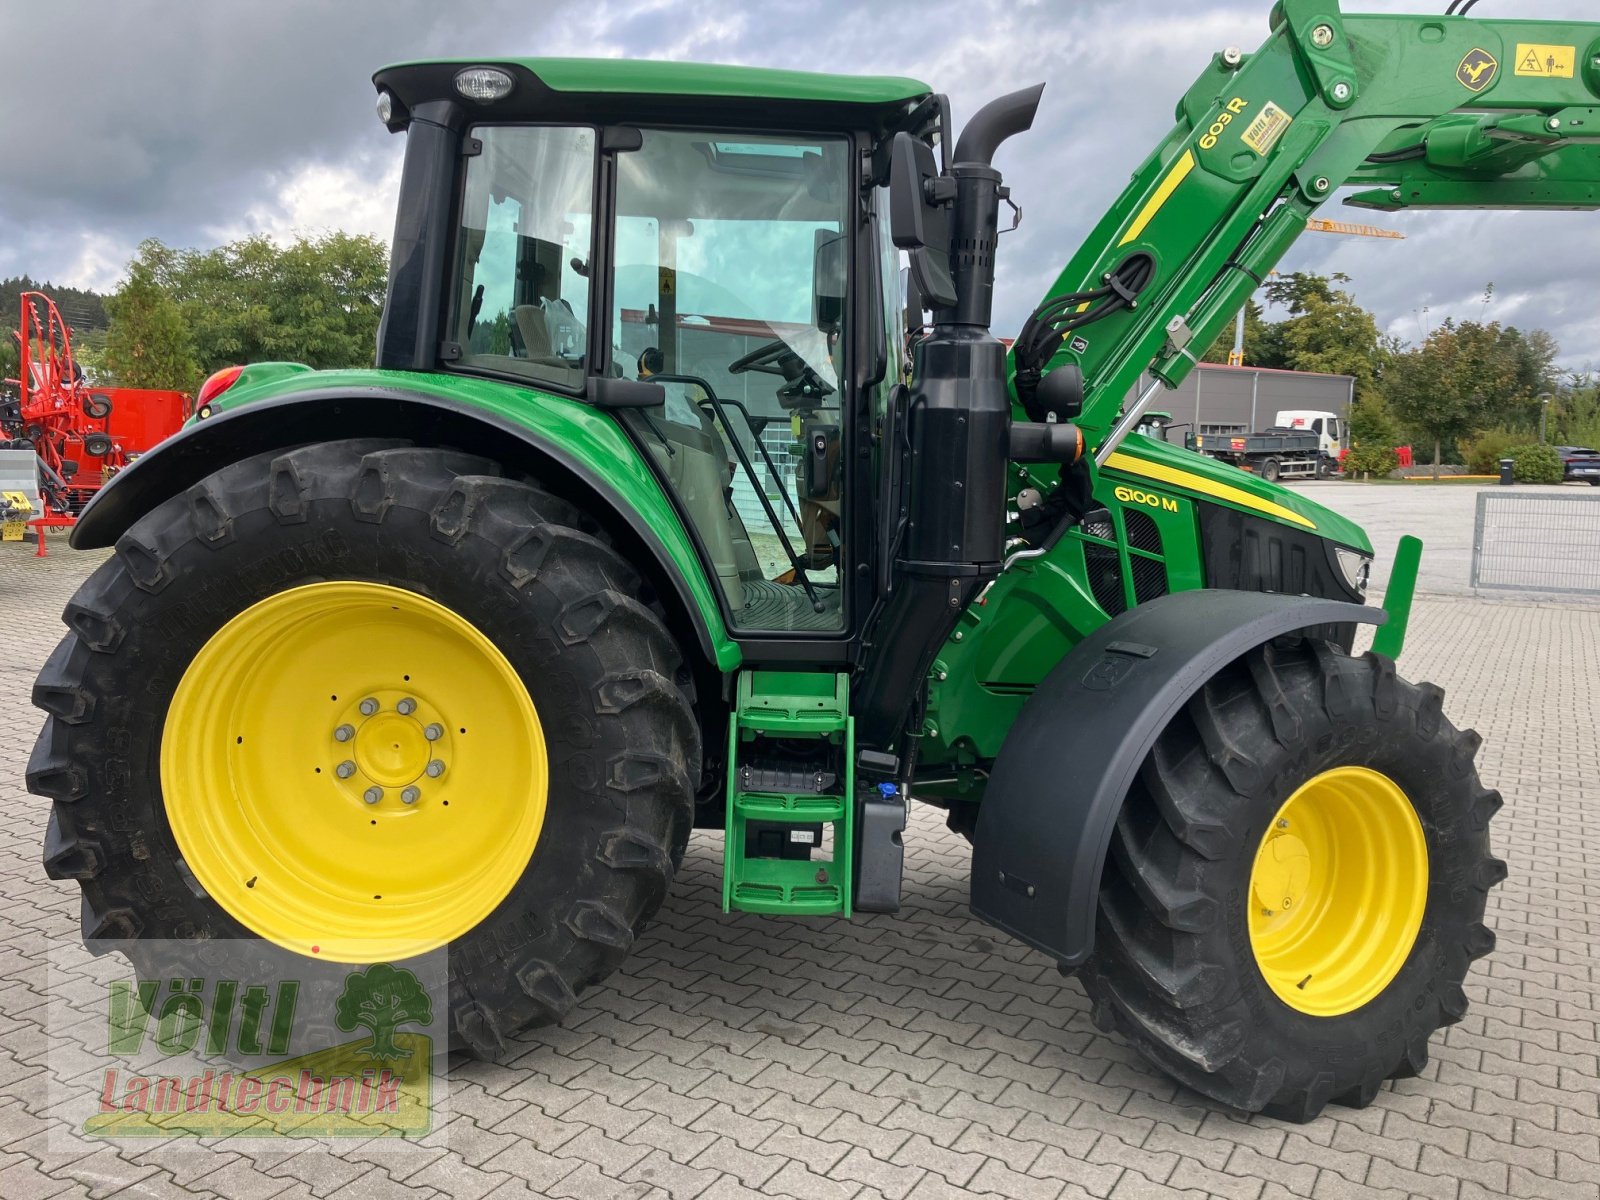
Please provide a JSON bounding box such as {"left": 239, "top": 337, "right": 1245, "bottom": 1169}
{"left": 373, "top": 58, "right": 934, "bottom": 134}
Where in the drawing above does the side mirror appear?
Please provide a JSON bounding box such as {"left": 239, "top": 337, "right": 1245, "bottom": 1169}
{"left": 813, "top": 231, "right": 847, "bottom": 333}
{"left": 888, "top": 132, "right": 956, "bottom": 309}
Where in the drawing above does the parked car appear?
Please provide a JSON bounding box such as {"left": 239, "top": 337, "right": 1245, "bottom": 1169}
{"left": 1556, "top": 445, "right": 1600, "bottom": 484}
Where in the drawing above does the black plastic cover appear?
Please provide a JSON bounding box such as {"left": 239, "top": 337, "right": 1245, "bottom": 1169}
{"left": 969, "top": 589, "right": 1380, "bottom": 966}
{"left": 854, "top": 791, "right": 907, "bottom": 913}
{"left": 1197, "top": 502, "right": 1363, "bottom": 649}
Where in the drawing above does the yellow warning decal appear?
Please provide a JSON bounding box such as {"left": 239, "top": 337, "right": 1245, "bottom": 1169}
{"left": 1242, "top": 102, "right": 1293, "bottom": 156}
{"left": 1515, "top": 44, "right": 1576, "bottom": 79}
{"left": 1119, "top": 151, "right": 1195, "bottom": 247}
{"left": 1104, "top": 452, "right": 1317, "bottom": 530}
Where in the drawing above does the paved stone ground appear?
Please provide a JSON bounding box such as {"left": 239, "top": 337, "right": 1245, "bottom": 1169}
{"left": 1, "top": 540, "right": 1597, "bottom": 1200}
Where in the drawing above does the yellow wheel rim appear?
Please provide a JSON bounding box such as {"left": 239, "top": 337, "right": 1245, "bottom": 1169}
{"left": 162, "top": 581, "right": 547, "bottom": 963}
{"left": 1248, "top": 766, "right": 1428, "bottom": 1017}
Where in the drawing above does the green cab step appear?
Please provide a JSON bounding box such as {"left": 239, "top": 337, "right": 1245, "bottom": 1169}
{"left": 732, "top": 792, "right": 849, "bottom": 823}
{"left": 733, "top": 670, "right": 850, "bottom": 735}
{"left": 727, "top": 858, "right": 847, "bottom": 915}
{"left": 723, "top": 670, "right": 855, "bottom": 918}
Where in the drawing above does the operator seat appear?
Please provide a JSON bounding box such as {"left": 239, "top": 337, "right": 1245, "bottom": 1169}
{"left": 639, "top": 401, "right": 748, "bottom": 611}
{"left": 511, "top": 302, "right": 586, "bottom": 391}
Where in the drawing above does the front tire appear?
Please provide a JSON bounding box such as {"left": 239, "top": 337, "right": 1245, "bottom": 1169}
{"left": 1078, "top": 640, "right": 1504, "bottom": 1121}
{"left": 31, "top": 439, "right": 699, "bottom": 1058}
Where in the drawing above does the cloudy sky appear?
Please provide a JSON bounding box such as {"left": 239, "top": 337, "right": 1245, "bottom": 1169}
{"left": 5, "top": 0, "right": 1600, "bottom": 370}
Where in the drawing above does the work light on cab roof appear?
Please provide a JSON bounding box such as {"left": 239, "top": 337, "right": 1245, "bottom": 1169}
{"left": 453, "top": 66, "right": 514, "bottom": 103}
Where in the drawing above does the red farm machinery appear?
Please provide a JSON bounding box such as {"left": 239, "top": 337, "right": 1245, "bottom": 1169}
{"left": 2, "top": 291, "right": 189, "bottom": 522}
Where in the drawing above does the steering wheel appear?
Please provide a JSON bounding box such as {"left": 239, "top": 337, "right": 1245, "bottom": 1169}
{"left": 728, "top": 338, "right": 797, "bottom": 377}
{"left": 729, "top": 339, "right": 836, "bottom": 412}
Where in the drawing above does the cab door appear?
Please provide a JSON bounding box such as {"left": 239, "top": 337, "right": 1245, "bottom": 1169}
{"left": 603, "top": 129, "right": 860, "bottom": 640}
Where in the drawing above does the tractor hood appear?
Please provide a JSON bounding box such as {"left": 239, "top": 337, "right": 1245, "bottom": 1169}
{"left": 1103, "top": 433, "right": 1372, "bottom": 554}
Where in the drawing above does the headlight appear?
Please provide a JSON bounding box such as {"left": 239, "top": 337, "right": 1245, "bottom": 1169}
{"left": 454, "top": 66, "right": 515, "bottom": 104}
{"left": 375, "top": 90, "right": 394, "bottom": 124}
{"left": 1334, "top": 547, "right": 1371, "bottom": 597}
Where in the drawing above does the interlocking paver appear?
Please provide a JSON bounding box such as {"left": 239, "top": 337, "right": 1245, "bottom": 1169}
{"left": 621, "top": 1147, "right": 722, "bottom": 1199}
{"left": 3, "top": 513, "right": 1599, "bottom": 1200}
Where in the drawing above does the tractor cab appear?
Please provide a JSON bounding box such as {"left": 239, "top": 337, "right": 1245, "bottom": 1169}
{"left": 374, "top": 61, "right": 938, "bottom": 639}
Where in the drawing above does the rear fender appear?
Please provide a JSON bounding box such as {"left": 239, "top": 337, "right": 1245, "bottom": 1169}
{"left": 969, "top": 589, "right": 1381, "bottom": 966}
{"left": 70, "top": 385, "right": 740, "bottom": 673}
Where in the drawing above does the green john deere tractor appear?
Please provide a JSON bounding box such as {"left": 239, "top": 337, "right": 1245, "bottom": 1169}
{"left": 49, "top": 0, "right": 1590, "bottom": 1120}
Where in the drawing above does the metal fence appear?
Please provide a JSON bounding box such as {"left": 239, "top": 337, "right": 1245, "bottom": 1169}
{"left": 1471, "top": 491, "right": 1600, "bottom": 594}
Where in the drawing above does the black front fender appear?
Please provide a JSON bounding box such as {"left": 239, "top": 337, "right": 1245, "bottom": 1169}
{"left": 71, "top": 385, "right": 726, "bottom": 669}
{"left": 969, "top": 589, "right": 1383, "bottom": 966}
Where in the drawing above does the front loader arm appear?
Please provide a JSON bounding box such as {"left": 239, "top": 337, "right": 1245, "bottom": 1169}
{"left": 1021, "top": 0, "right": 1600, "bottom": 452}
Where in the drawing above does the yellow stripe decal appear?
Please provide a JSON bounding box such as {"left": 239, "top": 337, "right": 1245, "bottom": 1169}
{"left": 1104, "top": 452, "right": 1317, "bottom": 531}
{"left": 1119, "top": 150, "right": 1195, "bottom": 247}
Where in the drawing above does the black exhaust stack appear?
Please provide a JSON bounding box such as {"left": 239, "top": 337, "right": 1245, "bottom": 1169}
{"left": 856, "top": 85, "right": 1045, "bottom": 755}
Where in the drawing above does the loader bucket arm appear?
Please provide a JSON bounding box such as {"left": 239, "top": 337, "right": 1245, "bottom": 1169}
{"left": 1018, "top": 0, "right": 1600, "bottom": 455}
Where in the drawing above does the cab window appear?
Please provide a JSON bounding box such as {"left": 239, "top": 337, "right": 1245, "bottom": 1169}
{"left": 451, "top": 126, "right": 595, "bottom": 391}
{"left": 609, "top": 130, "right": 851, "bottom": 633}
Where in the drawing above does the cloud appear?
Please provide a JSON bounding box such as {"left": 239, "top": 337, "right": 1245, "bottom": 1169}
{"left": 205, "top": 152, "right": 405, "bottom": 247}
{"left": 4, "top": 0, "right": 1600, "bottom": 369}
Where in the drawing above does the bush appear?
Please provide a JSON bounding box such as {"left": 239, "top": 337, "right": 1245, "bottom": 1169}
{"left": 1459, "top": 427, "right": 1526, "bottom": 475}
{"left": 1343, "top": 444, "right": 1398, "bottom": 478}
{"left": 1506, "top": 442, "right": 1564, "bottom": 484}
{"left": 1348, "top": 396, "right": 1399, "bottom": 449}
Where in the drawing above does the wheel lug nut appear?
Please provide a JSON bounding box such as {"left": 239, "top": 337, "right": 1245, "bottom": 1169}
{"left": 363, "top": 786, "right": 383, "bottom": 805}
{"left": 359, "top": 697, "right": 379, "bottom": 716}
{"left": 426, "top": 759, "right": 446, "bottom": 778}
{"left": 336, "top": 760, "right": 357, "bottom": 779}
{"left": 334, "top": 724, "right": 355, "bottom": 742}
{"left": 401, "top": 786, "right": 421, "bottom": 805}
{"left": 397, "top": 698, "right": 416, "bottom": 716}
{"left": 424, "top": 724, "right": 443, "bottom": 741}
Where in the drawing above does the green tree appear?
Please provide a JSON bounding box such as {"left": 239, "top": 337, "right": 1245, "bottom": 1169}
{"left": 1387, "top": 318, "right": 1524, "bottom": 478}
{"left": 333, "top": 963, "right": 433, "bottom": 1061}
{"left": 1348, "top": 394, "right": 1399, "bottom": 452}
{"left": 1552, "top": 379, "right": 1600, "bottom": 448}
{"left": 1276, "top": 289, "right": 1383, "bottom": 401}
{"left": 0, "top": 277, "right": 109, "bottom": 339}
{"left": 104, "top": 260, "right": 199, "bottom": 392}
{"left": 135, "top": 232, "right": 388, "bottom": 375}
{"left": 1204, "top": 273, "right": 1384, "bottom": 401}
{"left": 1263, "top": 270, "right": 1345, "bottom": 313}
{"left": 1202, "top": 298, "right": 1270, "bottom": 365}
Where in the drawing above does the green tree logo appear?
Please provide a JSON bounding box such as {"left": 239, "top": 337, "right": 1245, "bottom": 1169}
{"left": 334, "top": 964, "right": 433, "bottom": 1061}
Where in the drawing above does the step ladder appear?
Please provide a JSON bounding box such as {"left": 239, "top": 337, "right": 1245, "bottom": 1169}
{"left": 722, "top": 671, "right": 854, "bottom": 917}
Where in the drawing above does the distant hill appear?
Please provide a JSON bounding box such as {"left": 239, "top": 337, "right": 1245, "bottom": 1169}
{"left": 1, "top": 277, "right": 109, "bottom": 336}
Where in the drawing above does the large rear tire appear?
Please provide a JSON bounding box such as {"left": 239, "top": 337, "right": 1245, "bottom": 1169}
{"left": 31, "top": 439, "right": 699, "bottom": 1057}
{"left": 1077, "top": 639, "right": 1504, "bottom": 1122}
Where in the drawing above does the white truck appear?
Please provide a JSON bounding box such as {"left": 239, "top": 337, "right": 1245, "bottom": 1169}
{"left": 1185, "top": 408, "right": 1345, "bottom": 481}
